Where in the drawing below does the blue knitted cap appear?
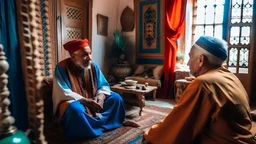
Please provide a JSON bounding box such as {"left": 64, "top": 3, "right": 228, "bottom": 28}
{"left": 195, "top": 36, "right": 228, "bottom": 61}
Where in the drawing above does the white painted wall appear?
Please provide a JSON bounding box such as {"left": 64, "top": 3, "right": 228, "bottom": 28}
{"left": 91, "top": 0, "right": 119, "bottom": 74}
{"left": 117, "top": 0, "right": 136, "bottom": 64}
{"left": 91, "top": 0, "right": 136, "bottom": 74}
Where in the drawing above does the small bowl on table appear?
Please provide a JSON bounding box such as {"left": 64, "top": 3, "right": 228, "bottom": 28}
{"left": 124, "top": 80, "right": 138, "bottom": 86}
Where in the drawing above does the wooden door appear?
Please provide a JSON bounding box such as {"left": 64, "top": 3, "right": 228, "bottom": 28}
{"left": 56, "top": 0, "right": 92, "bottom": 61}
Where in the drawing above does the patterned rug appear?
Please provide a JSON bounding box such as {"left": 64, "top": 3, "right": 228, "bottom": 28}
{"left": 44, "top": 104, "right": 172, "bottom": 144}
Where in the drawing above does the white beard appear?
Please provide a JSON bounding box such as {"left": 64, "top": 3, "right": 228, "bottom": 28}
{"left": 81, "top": 61, "right": 91, "bottom": 70}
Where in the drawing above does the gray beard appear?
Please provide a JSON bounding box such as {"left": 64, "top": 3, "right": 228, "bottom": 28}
{"left": 82, "top": 65, "right": 91, "bottom": 70}
{"left": 81, "top": 61, "right": 91, "bottom": 70}
{"left": 74, "top": 61, "right": 91, "bottom": 70}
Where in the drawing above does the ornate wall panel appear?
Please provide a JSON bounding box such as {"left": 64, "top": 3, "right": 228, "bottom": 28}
{"left": 47, "top": 0, "right": 57, "bottom": 71}
{"left": 65, "top": 27, "right": 83, "bottom": 40}
{"left": 135, "top": 0, "right": 165, "bottom": 64}
{"left": 40, "top": 0, "right": 54, "bottom": 76}
{"left": 66, "top": 6, "right": 83, "bottom": 21}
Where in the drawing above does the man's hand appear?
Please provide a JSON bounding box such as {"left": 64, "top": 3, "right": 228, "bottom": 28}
{"left": 185, "top": 76, "right": 195, "bottom": 81}
{"left": 93, "top": 93, "right": 106, "bottom": 109}
{"left": 80, "top": 98, "right": 103, "bottom": 113}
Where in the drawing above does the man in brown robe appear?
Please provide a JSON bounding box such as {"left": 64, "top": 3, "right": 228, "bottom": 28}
{"left": 143, "top": 36, "right": 256, "bottom": 143}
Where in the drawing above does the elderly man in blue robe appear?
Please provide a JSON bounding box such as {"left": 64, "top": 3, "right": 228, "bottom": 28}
{"left": 52, "top": 39, "right": 137, "bottom": 138}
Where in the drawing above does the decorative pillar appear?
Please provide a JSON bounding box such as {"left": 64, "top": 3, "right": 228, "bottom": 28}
{"left": 0, "top": 44, "right": 30, "bottom": 143}
{"left": 16, "top": 0, "right": 49, "bottom": 143}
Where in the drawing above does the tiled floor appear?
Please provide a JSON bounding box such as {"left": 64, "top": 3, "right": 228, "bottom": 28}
{"left": 145, "top": 98, "right": 176, "bottom": 109}
{"left": 147, "top": 98, "right": 256, "bottom": 112}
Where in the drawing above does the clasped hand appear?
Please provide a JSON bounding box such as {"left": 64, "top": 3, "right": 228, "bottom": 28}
{"left": 80, "top": 94, "right": 106, "bottom": 113}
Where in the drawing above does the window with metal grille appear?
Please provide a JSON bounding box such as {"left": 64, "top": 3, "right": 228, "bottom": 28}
{"left": 227, "top": 0, "right": 253, "bottom": 74}
{"left": 189, "top": 0, "right": 254, "bottom": 74}
{"left": 192, "top": 0, "right": 225, "bottom": 43}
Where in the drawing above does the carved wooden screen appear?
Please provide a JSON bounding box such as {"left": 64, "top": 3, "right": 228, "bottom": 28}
{"left": 16, "top": 0, "right": 52, "bottom": 143}
{"left": 57, "top": 0, "right": 92, "bottom": 61}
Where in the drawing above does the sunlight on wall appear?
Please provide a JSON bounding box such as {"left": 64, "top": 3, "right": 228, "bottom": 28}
{"left": 91, "top": 0, "right": 119, "bottom": 74}
{"left": 91, "top": 0, "right": 135, "bottom": 74}
{"left": 184, "top": 1, "right": 193, "bottom": 64}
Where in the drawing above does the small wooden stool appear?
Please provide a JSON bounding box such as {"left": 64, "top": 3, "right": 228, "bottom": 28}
{"left": 174, "top": 79, "right": 192, "bottom": 102}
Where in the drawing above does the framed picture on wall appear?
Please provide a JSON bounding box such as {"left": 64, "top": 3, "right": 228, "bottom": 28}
{"left": 97, "top": 14, "right": 108, "bottom": 36}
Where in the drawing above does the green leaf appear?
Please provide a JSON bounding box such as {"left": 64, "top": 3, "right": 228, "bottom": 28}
{"left": 109, "top": 30, "right": 132, "bottom": 64}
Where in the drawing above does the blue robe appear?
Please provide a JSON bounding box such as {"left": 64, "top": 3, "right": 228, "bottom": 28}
{"left": 52, "top": 60, "right": 125, "bottom": 138}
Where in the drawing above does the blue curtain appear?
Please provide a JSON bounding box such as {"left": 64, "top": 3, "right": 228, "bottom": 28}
{"left": 0, "top": 0, "right": 28, "bottom": 130}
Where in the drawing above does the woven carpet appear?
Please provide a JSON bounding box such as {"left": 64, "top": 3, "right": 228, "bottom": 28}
{"left": 44, "top": 104, "right": 172, "bottom": 144}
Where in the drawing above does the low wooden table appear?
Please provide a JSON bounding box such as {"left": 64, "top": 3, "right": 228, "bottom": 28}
{"left": 111, "top": 84, "right": 157, "bottom": 116}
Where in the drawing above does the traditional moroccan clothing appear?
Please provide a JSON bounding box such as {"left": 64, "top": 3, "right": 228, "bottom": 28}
{"left": 63, "top": 38, "right": 90, "bottom": 55}
{"left": 52, "top": 58, "right": 125, "bottom": 138}
{"left": 144, "top": 67, "right": 256, "bottom": 143}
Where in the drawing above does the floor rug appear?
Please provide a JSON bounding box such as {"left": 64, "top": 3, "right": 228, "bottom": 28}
{"left": 44, "top": 105, "right": 172, "bottom": 144}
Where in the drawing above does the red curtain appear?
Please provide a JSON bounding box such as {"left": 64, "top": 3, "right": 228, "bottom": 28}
{"left": 161, "top": 0, "right": 187, "bottom": 98}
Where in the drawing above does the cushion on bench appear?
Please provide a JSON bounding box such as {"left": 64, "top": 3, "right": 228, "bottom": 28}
{"left": 126, "top": 64, "right": 163, "bottom": 88}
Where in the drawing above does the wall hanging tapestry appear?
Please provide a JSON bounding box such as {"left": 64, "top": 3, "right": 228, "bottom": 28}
{"left": 135, "top": 0, "right": 165, "bottom": 64}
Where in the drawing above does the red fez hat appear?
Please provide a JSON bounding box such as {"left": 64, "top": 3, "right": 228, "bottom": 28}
{"left": 63, "top": 39, "right": 89, "bottom": 55}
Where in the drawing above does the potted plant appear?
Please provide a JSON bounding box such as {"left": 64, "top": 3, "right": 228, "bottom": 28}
{"left": 109, "top": 30, "right": 133, "bottom": 81}
{"left": 109, "top": 30, "right": 132, "bottom": 64}
{"left": 176, "top": 51, "right": 184, "bottom": 64}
